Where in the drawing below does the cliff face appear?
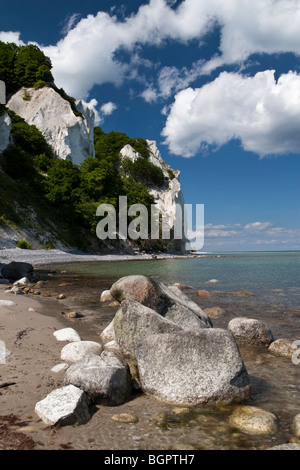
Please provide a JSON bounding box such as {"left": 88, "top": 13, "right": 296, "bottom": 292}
{"left": 120, "top": 140, "right": 187, "bottom": 251}
{"left": 7, "top": 87, "right": 95, "bottom": 165}
{"left": 0, "top": 113, "right": 11, "bottom": 154}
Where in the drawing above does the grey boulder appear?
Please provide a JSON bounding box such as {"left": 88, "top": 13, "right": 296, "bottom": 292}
{"left": 63, "top": 351, "right": 132, "bottom": 405}
{"left": 228, "top": 317, "right": 274, "bottom": 347}
{"left": 34, "top": 384, "right": 90, "bottom": 426}
{"left": 136, "top": 329, "right": 250, "bottom": 406}
{"left": 110, "top": 275, "right": 212, "bottom": 328}
{"left": 113, "top": 299, "right": 182, "bottom": 379}
{"left": 1, "top": 262, "right": 34, "bottom": 282}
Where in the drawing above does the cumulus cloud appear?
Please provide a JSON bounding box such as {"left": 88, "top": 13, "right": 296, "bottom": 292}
{"left": 0, "top": 31, "right": 24, "bottom": 45}
{"left": 190, "top": 221, "right": 300, "bottom": 250}
{"left": 162, "top": 70, "right": 300, "bottom": 157}
{"left": 100, "top": 101, "right": 117, "bottom": 116}
{"left": 2, "top": 0, "right": 299, "bottom": 100}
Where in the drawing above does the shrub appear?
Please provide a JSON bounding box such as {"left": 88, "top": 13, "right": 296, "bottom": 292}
{"left": 17, "top": 239, "right": 31, "bottom": 249}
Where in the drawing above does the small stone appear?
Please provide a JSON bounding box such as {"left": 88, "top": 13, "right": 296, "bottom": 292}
{"left": 172, "top": 407, "right": 190, "bottom": 416}
{"left": 34, "top": 281, "right": 46, "bottom": 288}
{"left": 267, "top": 443, "right": 300, "bottom": 450}
{"left": 5, "top": 286, "right": 23, "bottom": 295}
{"left": 293, "top": 414, "right": 300, "bottom": 438}
{"left": 53, "top": 328, "right": 81, "bottom": 342}
{"left": 65, "top": 311, "right": 80, "bottom": 318}
{"left": 231, "top": 291, "right": 254, "bottom": 297}
{"left": 51, "top": 363, "right": 69, "bottom": 373}
{"left": 197, "top": 290, "right": 210, "bottom": 297}
{"left": 103, "top": 340, "right": 121, "bottom": 355}
{"left": 34, "top": 384, "right": 90, "bottom": 426}
{"left": 229, "top": 405, "right": 278, "bottom": 435}
{"left": 205, "top": 279, "right": 220, "bottom": 284}
{"left": 108, "top": 301, "right": 119, "bottom": 307}
{"left": 204, "top": 307, "right": 226, "bottom": 318}
{"left": 100, "top": 290, "right": 113, "bottom": 302}
{"left": 57, "top": 294, "right": 66, "bottom": 300}
{"left": 268, "top": 338, "right": 294, "bottom": 358}
{"left": 0, "top": 300, "right": 16, "bottom": 307}
{"left": 61, "top": 341, "right": 102, "bottom": 363}
{"left": 111, "top": 413, "right": 139, "bottom": 424}
{"left": 13, "top": 277, "right": 30, "bottom": 287}
{"left": 0, "top": 346, "right": 12, "bottom": 362}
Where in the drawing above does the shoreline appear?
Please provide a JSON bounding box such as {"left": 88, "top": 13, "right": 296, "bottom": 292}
{"left": 0, "top": 247, "right": 217, "bottom": 268}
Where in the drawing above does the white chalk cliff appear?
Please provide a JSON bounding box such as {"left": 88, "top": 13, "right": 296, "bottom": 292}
{"left": 7, "top": 87, "right": 95, "bottom": 165}
{"left": 0, "top": 113, "right": 11, "bottom": 154}
{"left": 120, "top": 140, "right": 187, "bottom": 251}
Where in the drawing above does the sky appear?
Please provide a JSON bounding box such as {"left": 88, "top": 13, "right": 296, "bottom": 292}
{"left": 1, "top": 0, "right": 300, "bottom": 251}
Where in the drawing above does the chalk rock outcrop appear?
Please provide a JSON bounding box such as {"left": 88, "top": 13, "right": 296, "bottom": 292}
{"left": 0, "top": 113, "right": 11, "bottom": 153}
{"left": 120, "top": 140, "right": 187, "bottom": 251}
{"left": 7, "top": 87, "right": 95, "bottom": 165}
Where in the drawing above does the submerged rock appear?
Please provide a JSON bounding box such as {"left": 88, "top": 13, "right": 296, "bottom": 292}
{"left": 34, "top": 384, "right": 90, "bottom": 426}
{"left": 136, "top": 329, "right": 250, "bottom": 406}
{"left": 204, "top": 307, "right": 227, "bottom": 318}
{"left": 228, "top": 317, "right": 273, "bottom": 347}
{"left": 268, "top": 338, "right": 294, "bottom": 358}
{"left": 229, "top": 405, "right": 278, "bottom": 435}
{"left": 63, "top": 351, "right": 132, "bottom": 405}
{"left": 197, "top": 290, "right": 210, "bottom": 297}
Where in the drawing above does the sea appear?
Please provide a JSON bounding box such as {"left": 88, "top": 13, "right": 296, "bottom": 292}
{"left": 42, "top": 250, "right": 300, "bottom": 450}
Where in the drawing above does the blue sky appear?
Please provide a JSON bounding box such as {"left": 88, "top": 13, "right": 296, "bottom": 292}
{"left": 1, "top": 0, "right": 300, "bottom": 251}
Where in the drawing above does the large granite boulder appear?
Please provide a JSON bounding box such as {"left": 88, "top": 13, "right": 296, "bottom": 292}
{"left": 228, "top": 317, "right": 274, "bottom": 347}
{"left": 34, "top": 384, "right": 90, "bottom": 426}
{"left": 63, "top": 351, "right": 132, "bottom": 405}
{"left": 136, "top": 329, "right": 250, "bottom": 406}
{"left": 113, "top": 300, "right": 182, "bottom": 379}
{"left": 1, "top": 261, "right": 34, "bottom": 281}
{"left": 110, "top": 275, "right": 212, "bottom": 327}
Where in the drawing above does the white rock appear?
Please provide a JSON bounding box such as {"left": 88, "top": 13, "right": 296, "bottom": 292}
{"left": 7, "top": 87, "right": 95, "bottom": 165}
{"left": 0, "top": 345, "right": 12, "bottom": 362}
{"left": 100, "top": 320, "right": 116, "bottom": 344}
{"left": 13, "top": 277, "right": 30, "bottom": 287}
{"left": 5, "top": 286, "right": 23, "bottom": 295}
{"left": 51, "top": 363, "right": 69, "bottom": 373}
{"left": 103, "top": 340, "right": 121, "bottom": 355}
{"left": 61, "top": 340, "right": 102, "bottom": 363}
{"left": 0, "top": 300, "right": 16, "bottom": 307}
{"left": 100, "top": 290, "right": 113, "bottom": 302}
{"left": 53, "top": 328, "right": 81, "bottom": 343}
{"left": 34, "top": 384, "right": 90, "bottom": 426}
{"left": 0, "top": 113, "right": 11, "bottom": 153}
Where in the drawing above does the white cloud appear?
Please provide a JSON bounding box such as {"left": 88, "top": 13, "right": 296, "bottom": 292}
{"left": 100, "top": 101, "right": 117, "bottom": 116}
{"left": 162, "top": 70, "right": 300, "bottom": 157}
{"left": 0, "top": 31, "right": 24, "bottom": 45}
{"left": 190, "top": 221, "right": 300, "bottom": 250}
{"left": 2, "top": 0, "right": 298, "bottom": 101}
{"left": 245, "top": 222, "right": 273, "bottom": 231}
